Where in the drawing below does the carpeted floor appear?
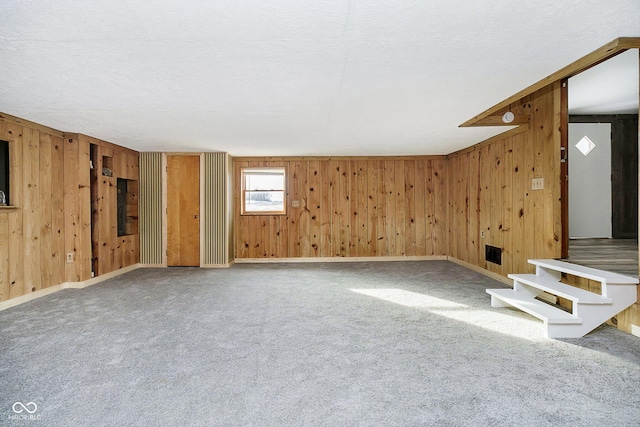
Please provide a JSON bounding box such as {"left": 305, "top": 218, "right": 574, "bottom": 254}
{"left": 1, "top": 261, "right": 639, "bottom": 426}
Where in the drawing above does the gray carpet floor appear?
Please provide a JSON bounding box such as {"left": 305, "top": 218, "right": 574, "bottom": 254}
{"left": 1, "top": 261, "right": 639, "bottom": 426}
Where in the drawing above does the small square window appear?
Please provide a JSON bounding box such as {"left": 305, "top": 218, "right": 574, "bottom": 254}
{"left": 241, "top": 167, "right": 286, "bottom": 215}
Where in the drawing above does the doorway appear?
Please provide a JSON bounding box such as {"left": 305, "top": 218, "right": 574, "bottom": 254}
{"left": 166, "top": 155, "right": 200, "bottom": 266}
{"left": 563, "top": 48, "right": 639, "bottom": 276}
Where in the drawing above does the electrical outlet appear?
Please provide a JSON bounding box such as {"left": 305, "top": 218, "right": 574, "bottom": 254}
{"left": 480, "top": 230, "right": 485, "bottom": 238}
{"left": 66, "top": 253, "right": 74, "bottom": 263}
{"left": 532, "top": 178, "right": 544, "bottom": 190}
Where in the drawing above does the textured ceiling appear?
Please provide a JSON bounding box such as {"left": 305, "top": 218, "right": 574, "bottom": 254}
{"left": 568, "top": 48, "right": 639, "bottom": 115}
{"left": 1, "top": 1, "right": 638, "bottom": 156}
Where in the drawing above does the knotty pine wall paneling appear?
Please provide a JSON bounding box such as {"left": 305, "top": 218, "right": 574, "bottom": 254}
{"left": 0, "top": 114, "right": 81, "bottom": 300}
{"left": 448, "top": 81, "right": 639, "bottom": 335}
{"left": 80, "top": 133, "right": 140, "bottom": 276}
{"left": 62, "top": 133, "right": 92, "bottom": 282}
{"left": 447, "top": 83, "right": 562, "bottom": 277}
{"left": 0, "top": 112, "right": 140, "bottom": 304}
{"left": 234, "top": 157, "right": 448, "bottom": 259}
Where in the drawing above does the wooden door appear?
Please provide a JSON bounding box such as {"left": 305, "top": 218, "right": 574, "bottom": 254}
{"left": 167, "top": 155, "right": 200, "bottom": 266}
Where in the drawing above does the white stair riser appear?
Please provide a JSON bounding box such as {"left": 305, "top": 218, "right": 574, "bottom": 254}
{"left": 490, "top": 296, "right": 512, "bottom": 308}
{"left": 513, "top": 281, "right": 544, "bottom": 299}
{"left": 536, "top": 266, "right": 561, "bottom": 282}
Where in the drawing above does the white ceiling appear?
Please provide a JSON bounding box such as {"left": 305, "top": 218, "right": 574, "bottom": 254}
{"left": 568, "top": 48, "right": 639, "bottom": 115}
{"left": 1, "top": 1, "right": 638, "bottom": 156}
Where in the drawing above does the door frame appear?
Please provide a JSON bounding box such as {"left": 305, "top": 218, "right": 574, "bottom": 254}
{"left": 162, "top": 152, "right": 205, "bottom": 267}
{"left": 560, "top": 49, "right": 640, "bottom": 268}
{"left": 561, "top": 78, "right": 569, "bottom": 259}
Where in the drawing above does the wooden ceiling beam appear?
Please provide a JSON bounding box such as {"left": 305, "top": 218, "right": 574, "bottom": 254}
{"left": 472, "top": 114, "right": 530, "bottom": 127}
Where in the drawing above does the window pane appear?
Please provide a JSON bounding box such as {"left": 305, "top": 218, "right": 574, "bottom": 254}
{"left": 244, "top": 191, "right": 285, "bottom": 212}
{"left": 244, "top": 168, "right": 285, "bottom": 191}
{"left": 241, "top": 167, "right": 286, "bottom": 214}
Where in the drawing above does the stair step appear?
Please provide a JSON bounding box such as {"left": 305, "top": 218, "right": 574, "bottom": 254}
{"left": 529, "top": 259, "right": 638, "bottom": 285}
{"left": 487, "top": 288, "right": 582, "bottom": 324}
{"left": 508, "top": 274, "right": 612, "bottom": 304}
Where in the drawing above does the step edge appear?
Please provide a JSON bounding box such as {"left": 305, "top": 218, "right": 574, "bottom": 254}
{"left": 528, "top": 259, "right": 639, "bottom": 285}
{"left": 508, "top": 274, "right": 612, "bottom": 304}
{"left": 487, "top": 289, "right": 582, "bottom": 324}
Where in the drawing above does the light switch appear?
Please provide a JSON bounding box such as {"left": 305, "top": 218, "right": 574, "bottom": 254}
{"left": 291, "top": 200, "right": 301, "bottom": 208}
{"left": 532, "top": 178, "right": 544, "bottom": 190}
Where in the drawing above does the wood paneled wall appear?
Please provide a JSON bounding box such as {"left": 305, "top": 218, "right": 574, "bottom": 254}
{"left": 446, "top": 83, "right": 562, "bottom": 276}
{"left": 0, "top": 113, "right": 139, "bottom": 303}
{"left": 234, "top": 157, "right": 448, "bottom": 259}
{"left": 448, "top": 83, "right": 640, "bottom": 334}
{"left": 81, "top": 133, "right": 140, "bottom": 276}
{"left": 0, "top": 115, "right": 70, "bottom": 300}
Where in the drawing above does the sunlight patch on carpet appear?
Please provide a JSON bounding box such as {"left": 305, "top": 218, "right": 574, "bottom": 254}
{"left": 351, "top": 288, "right": 542, "bottom": 341}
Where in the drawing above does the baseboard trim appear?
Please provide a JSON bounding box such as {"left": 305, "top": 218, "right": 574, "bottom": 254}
{"left": 447, "top": 257, "right": 511, "bottom": 285}
{"left": 1, "top": 258, "right": 511, "bottom": 311}
{"left": 65, "top": 263, "right": 142, "bottom": 289}
{"left": 0, "top": 285, "right": 67, "bottom": 312}
{"left": 0, "top": 264, "right": 143, "bottom": 312}
{"left": 234, "top": 255, "right": 448, "bottom": 264}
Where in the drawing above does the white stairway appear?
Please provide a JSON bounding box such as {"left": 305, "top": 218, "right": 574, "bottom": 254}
{"left": 487, "top": 259, "right": 638, "bottom": 338}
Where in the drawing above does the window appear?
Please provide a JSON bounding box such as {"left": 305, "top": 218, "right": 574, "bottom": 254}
{"left": 0, "top": 140, "right": 8, "bottom": 205}
{"left": 241, "top": 167, "right": 286, "bottom": 215}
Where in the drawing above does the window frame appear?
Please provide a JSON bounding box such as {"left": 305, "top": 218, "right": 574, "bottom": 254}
{"left": 241, "top": 166, "right": 287, "bottom": 216}
{"left": 0, "top": 140, "right": 9, "bottom": 206}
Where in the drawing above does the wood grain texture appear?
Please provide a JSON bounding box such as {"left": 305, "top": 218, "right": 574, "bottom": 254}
{"left": 167, "top": 155, "right": 200, "bottom": 266}
{"left": 234, "top": 157, "right": 448, "bottom": 259}
{"left": 0, "top": 116, "right": 139, "bottom": 303}
{"left": 63, "top": 133, "right": 81, "bottom": 281}
{"left": 0, "top": 214, "right": 9, "bottom": 301}
{"left": 448, "top": 85, "right": 562, "bottom": 277}
{"left": 7, "top": 122, "right": 24, "bottom": 299}
{"left": 86, "top": 135, "right": 140, "bottom": 277}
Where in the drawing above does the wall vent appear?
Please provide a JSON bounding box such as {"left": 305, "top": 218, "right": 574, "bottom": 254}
{"left": 485, "top": 245, "right": 502, "bottom": 265}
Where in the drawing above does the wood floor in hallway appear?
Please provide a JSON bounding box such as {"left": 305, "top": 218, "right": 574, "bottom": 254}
{"left": 566, "top": 238, "right": 639, "bottom": 277}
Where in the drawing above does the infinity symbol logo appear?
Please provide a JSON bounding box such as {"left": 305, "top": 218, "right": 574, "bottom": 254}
{"left": 12, "top": 402, "right": 38, "bottom": 414}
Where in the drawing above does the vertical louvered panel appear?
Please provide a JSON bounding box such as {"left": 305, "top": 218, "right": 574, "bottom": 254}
{"left": 203, "top": 152, "right": 230, "bottom": 265}
{"left": 226, "top": 153, "right": 235, "bottom": 262}
{"left": 139, "top": 152, "right": 163, "bottom": 265}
